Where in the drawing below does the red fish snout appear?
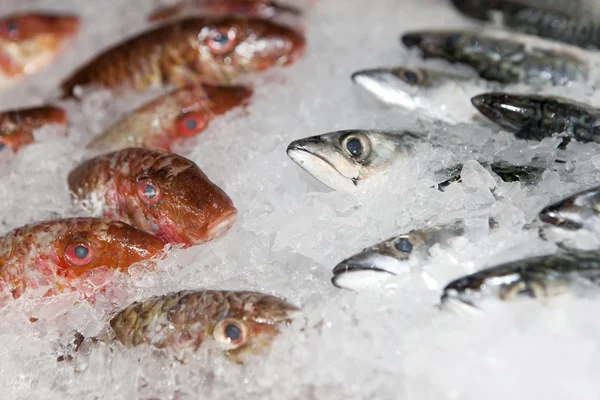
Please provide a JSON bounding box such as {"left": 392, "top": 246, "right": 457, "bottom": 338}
{"left": 204, "top": 209, "right": 238, "bottom": 242}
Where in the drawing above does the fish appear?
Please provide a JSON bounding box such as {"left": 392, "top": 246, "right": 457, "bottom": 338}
{"left": 449, "top": 0, "right": 595, "bottom": 21}
{"left": 401, "top": 30, "right": 588, "bottom": 85}
{"left": 68, "top": 148, "right": 237, "bottom": 247}
{"left": 287, "top": 129, "right": 547, "bottom": 191}
{"left": 350, "top": 66, "right": 479, "bottom": 121}
{"left": 450, "top": 0, "right": 600, "bottom": 50}
{"left": 87, "top": 84, "right": 253, "bottom": 152}
{"left": 471, "top": 92, "right": 600, "bottom": 144}
{"left": 332, "top": 219, "right": 470, "bottom": 290}
{"left": 538, "top": 186, "right": 600, "bottom": 247}
{"left": 0, "top": 13, "right": 80, "bottom": 88}
{"left": 286, "top": 130, "right": 421, "bottom": 191}
{"left": 101, "top": 289, "right": 299, "bottom": 361}
{"left": 148, "top": 0, "right": 302, "bottom": 23}
{"left": 0, "top": 105, "right": 67, "bottom": 153}
{"left": 440, "top": 249, "right": 600, "bottom": 311}
{"left": 0, "top": 217, "right": 166, "bottom": 301}
{"left": 60, "top": 16, "right": 305, "bottom": 98}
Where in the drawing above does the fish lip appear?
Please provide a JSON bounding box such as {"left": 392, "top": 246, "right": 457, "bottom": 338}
{"left": 203, "top": 209, "right": 238, "bottom": 242}
{"left": 287, "top": 140, "right": 351, "bottom": 182}
{"left": 330, "top": 264, "right": 395, "bottom": 289}
{"left": 539, "top": 212, "right": 583, "bottom": 231}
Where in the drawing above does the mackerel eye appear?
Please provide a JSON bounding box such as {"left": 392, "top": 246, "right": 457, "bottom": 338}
{"left": 175, "top": 112, "right": 208, "bottom": 137}
{"left": 136, "top": 178, "right": 162, "bottom": 205}
{"left": 64, "top": 242, "right": 94, "bottom": 267}
{"left": 403, "top": 70, "right": 420, "bottom": 83}
{"left": 342, "top": 134, "right": 372, "bottom": 162}
{"left": 213, "top": 318, "right": 249, "bottom": 350}
{"left": 394, "top": 237, "right": 413, "bottom": 253}
{"left": 205, "top": 28, "right": 237, "bottom": 55}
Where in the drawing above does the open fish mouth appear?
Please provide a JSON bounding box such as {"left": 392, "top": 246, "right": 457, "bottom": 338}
{"left": 286, "top": 139, "right": 357, "bottom": 191}
{"left": 439, "top": 292, "right": 483, "bottom": 315}
{"left": 331, "top": 263, "right": 396, "bottom": 290}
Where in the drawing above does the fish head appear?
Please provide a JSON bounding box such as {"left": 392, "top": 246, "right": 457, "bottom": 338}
{"left": 351, "top": 67, "right": 431, "bottom": 110}
{"left": 401, "top": 30, "right": 467, "bottom": 61}
{"left": 210, "top": 292, "right": 299, "bottom": 361}
{"left": 332, "top": 231, "right": 429, "bottom": 290}
{"left": 471, "top": 92, "right": 538, "bottom": 132}
{"left": 129, "top": 151, "right": 238, "bottom": 246}
{"left": 287, "top": 130, "right": 416, "bottom": 191}
{"left": 51, "top": 218, "right": 166, "bottom": 278}
{"left": 171, "top": 84, "right": 253, "bottom": 138}
{"left": 197, "top": 16, "right": 305, "bottom": 74}
{"left": 539, "top": 187, "right": 600, "bottom": 232}
{"left": 0, "top": 13, "right": 80, "bottom": 77}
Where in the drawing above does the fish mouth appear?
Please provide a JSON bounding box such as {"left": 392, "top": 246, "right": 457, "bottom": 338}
{"left": 538, "top": 211, "right": 583, "bottom": 231}
{"left": 351, "top": 68, "right": 417, "bottom": 110}
{"left": 439, "top": 292, "right": 482, "bottom": 314}
{"left": 203, "top": 210, "right": 238, "bottom": 242}
{"left": 331, "top": 263, "right": 396, "bottom": 290}
{"left": 287, "top": 139, "right": 357, "bottom": 191}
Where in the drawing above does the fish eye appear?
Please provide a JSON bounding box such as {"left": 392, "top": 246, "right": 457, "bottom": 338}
{"left": 175, "top": 112, "right": 208, "bottom": 137}
{"left": 213, "top": 318, "right": 249, "bottom": 350}
{"left": 403, "top": 70, "right": 420, "bottom": 83}
{"left": 64, "top": 242, "right": 94, "bottom": 267}
{"left": 341, "top": 134, "right": 372, "bottom": 162}
{"left": 205, "top": 27, "right": 237, "bottom": 55}
{"left": 136, "top": 178, "right": 162, "bottom": 205}
{"left": 394, "top": 237, "right": 413, "bottom": 253}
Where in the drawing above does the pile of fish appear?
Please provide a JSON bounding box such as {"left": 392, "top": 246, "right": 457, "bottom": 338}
{"left": 4, "top": 0, "right": 600, "bottom": 369}
{"left": 285, "top": 0, "right": 600, "bottom": 312}
{"left": 0, "top": 0, "right": 306, "bottom": 360}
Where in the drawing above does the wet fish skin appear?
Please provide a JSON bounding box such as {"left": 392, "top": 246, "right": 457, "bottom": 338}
{"left": 60, "top": 16, "right": 305, "bottom": 98}
{"left": 0, "top": 13, "right": 80, "bottom": 88}
{"left": 286, "top": 130, "right": 420, "bottom": 191}
{"left": 332, "top": 219, "right": 468, "bottom": 290}
{"left": 87, "top": 84, "right": 253, "bottom": 152}
{"left": 437, "top": 161, "right": 548, "bottom": 190}
{"left": 106, "top": 289, "right": 299, "bottom": 361}
{"left": 401, "top": 30, "right": 588, "bottom": 85}
{"left": 68, "top": 148, "right": 237, "bottom": 247}
{"left": 471, "top": 92, "right": 600, "bottom": 143}
{"left": 351, "top": 66, "right": 472, "bottom": 113}
{"left": 148, "top": 0, "right": 302, "bottom": 22}
{"left": 0, "top": 106, "right": 67, "bottom": 153}
{"left": 441, "top": 249, "right": 600, "bottom": 309}
{"left": 451, "top": 0, "right": 600, "bottom": 50}
{"left": 0, "top": 217, "right": 166, "bottom": 301}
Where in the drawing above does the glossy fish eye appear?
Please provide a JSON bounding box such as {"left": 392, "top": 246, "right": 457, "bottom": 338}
{"left": 205, "top": 28, "right": 237, "bottom": 55}
{"left": 341, "top": 133, "right": 372, "bottom": 162}
{"left": 403, "top": 70, "right": 419, "bottom": 83}
{"left": 64, "top": 242, "right": 94, "bottom": 267}
{"left": 213, "top": 318, "right": 249, "bottom": 350}
{"left": 394, "top": 237, "right": 413, "bottom": 253}
{"left": 346, "top": 139, "right": 362, "bottom": 157}
{"left": 136, "top": 178, "right": 162, "bottom": 205}
{"left": 175, "top": 112, "right": 208, "bottom": 138}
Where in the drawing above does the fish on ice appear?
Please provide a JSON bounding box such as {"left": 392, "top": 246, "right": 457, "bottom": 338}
{"left": 0, "top": 13, "right": 80, "bottom": 88}
{"left": 401, "top": 30, "right": 588, "bottom": 85}
{"left": 100, "top": 289, "right": 299, "bottom": 362}
{"left": 68, "top": 148, "right": 237, "bottom": 247}
{"left": 0, "top": 105, "right": 66, "bottom": 153}
{"left": 0, "top": 217, "right": 166, "bottom": 301}
{"left": 87, "top": 84, "right": 253, "bottom": 152}
{"left": 60, "top": 16, "right": 305, "bottom": 98}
